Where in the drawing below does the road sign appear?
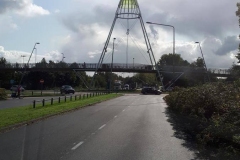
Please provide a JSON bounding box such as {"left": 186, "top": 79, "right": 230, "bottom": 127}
{"left": 40, "top": 79, "right": 44, "bottom": 83}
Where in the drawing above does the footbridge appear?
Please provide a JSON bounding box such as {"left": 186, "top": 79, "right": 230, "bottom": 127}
{"left": 0, "top": 63, "right": 231, "bottom": 77}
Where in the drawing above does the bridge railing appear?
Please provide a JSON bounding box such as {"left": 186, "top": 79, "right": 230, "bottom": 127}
{"left": 0, "top": 63, "right": 153, "bottom": 70}
{"left": 0, "top": 63, "right": 231, "bottom": 75}
{"left": 208, "top": 68, "right": 230, "bottom": 74}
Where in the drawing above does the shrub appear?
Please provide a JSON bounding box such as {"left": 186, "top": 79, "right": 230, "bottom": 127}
{"left": 0, "top": 88, "right": 7, "bottom": 100}
{"left": 164, "top": 82, "right": 240, "bottom": 154}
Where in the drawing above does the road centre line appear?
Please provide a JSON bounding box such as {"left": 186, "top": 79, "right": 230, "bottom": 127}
{"left": 71, "top": 141, "right": 84, "bottom": 150}
{"left": 98, "top": 124, "right": 106, "bottom": 130}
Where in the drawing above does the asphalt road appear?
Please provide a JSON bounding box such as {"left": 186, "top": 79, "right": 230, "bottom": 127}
{"left": 0, "top": 94, "right": 195, "bottom": 160}
{"left": 0, "top": 96, "right": 72, "bottom": 110}
{"left": 0, "top": 92, "right": 88, "bottom": 110}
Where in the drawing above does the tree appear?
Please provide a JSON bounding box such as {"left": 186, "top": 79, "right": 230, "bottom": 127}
{"left": 236, "top": 50, "right": 240, "bottom": 63}
{"left": 36, "top": 58, "right": 47, "bottom": 68}
{"left": 190, "top": 57, "right": 205, "bottom": 68}
{"left": 0, "top": 57, "right": 14, "bottom": 88}
{"left": 236, "top": 3, "right": 240, "bottom": 63}
{"left": 158, "top": 53, "right": 190, "bottom": 66}
{"left": 133, "top": 73, "right": 158, "bottom": 87}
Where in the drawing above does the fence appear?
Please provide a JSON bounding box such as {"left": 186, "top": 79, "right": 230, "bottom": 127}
{"left": 32, "top": 92, "right": 108, "bottom": 108}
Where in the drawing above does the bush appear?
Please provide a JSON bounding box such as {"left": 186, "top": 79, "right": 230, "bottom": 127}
{"left": 0, "top": 88, "right": 7, "bottom": 100}
{"left": 164, "top": 82, "right": 240, "bottom": 154}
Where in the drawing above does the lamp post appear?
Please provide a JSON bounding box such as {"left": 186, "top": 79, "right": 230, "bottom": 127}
{"left": 133, "top": 58, "right": 134, "bottom": 68}
{"left": 61, "top": 53, "right": 65, "bottom": 62}
{"left": 19, "top": 42, "right": 40, "bottom": 86}
{"left": 28, "top": 42, "right": 40, "bottom": 64}
{"left": 35, "top": 47, "right": 37, "bottom": 65}
{"left": 195, "top": 42, "right": 210, "bottom": 82}
{"left": 21, "top": 55, "right": 26, "bottom": 64}
{"left": 146, "top": 22, "right": 175, "bottom": 72}
{"left": 110, "top": 38, "right": 116, "bottom": 91}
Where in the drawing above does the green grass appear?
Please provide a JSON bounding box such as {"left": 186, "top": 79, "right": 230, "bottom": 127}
{"left": 0, "top": 94, "right": 121, "bottom": 131}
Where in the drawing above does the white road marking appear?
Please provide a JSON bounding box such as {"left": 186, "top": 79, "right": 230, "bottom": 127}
{"left": 98, "top": 124, "right": 106, "bottom": 130}
{"left": 71, "top": 141, "right": 84, "bottom": 150}
{"left": 91, "top": 132, "right": 95, "bottom": 135}
{"left": 122, "top": 109, "right": 125, "bottom": 112}
{"left": 114, "top": 115, "right": 117, "bottom": 118}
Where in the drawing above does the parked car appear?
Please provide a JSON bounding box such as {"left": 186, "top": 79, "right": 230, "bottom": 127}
{"left": 123, "top": 84, "right": 129, "bottom": 90}
{"left": 60, "top": 85, "right": 75, "bottom": 94}
{"left": 10, "top": 85, "right": 25, "bottom": 92}
{"left": 141, "top": 87, "right": 161, "bottom": 95}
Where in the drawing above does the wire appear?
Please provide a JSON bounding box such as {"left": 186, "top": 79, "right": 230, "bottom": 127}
{"left": 128, "top": 33, "right": 150, "bottom": 64}
{"left": 126, "top": 18, "right": 129, "bottom": 66}
{"left": 118, "top": 20, "right": 150, "bottom": 64}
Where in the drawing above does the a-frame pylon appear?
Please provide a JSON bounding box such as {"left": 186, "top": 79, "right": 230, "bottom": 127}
{"left": 91, "top": 0, "right": 163, "bottom": 88}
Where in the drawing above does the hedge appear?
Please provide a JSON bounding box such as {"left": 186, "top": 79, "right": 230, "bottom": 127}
{"left": 0, "top": 88, "right": 7, "bottom": 100}
{"left": 164, "top": 83, "right": 240, "bottom": 157}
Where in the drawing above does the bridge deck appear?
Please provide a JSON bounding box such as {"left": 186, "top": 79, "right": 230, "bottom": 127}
{"left": 0, "top": 63, "right": 230, "bottom": 76}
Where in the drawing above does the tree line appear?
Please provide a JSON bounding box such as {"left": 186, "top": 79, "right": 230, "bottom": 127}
{"left": 0, "top": 53, "right": 237, "bottom": 90}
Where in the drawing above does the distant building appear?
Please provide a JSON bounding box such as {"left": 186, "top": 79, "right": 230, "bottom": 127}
{"left": 114, "top": 80, "right": 122, "bottom": 90}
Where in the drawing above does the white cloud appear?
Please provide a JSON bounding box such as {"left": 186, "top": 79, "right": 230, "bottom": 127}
{"left": 0, "top": 46, "right": 29, "bottom": 63}
{"left": 0, "top": 0, "right": 50, "bottom": 17}
{"left": 0, "top": 46, "right": 63, "bottom": 64}
{"left": 54, "top": 9, "right": 60, "bottom": 14}
{"left": 88, "top": 50, "right": 102, "bottom": 59}
{"left": 0, "top": 16, "right": 18, "bottom": 34}
{"left": 16, "top": 2, "right": 50, "bottom": 17}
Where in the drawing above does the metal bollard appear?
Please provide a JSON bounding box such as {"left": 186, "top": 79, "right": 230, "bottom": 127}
{"left": 42, "top": 99, "right": 45, "bottom": 107}
{"left": 65, "top": 96, "right": 66, "bottom": 102}
{"left": 87, "top": 94, "right": 88, "bottom": 98}
{"left": 59, "top": 97, "right": 60, "bottom": 103}
{"left": 33, "top": 100, "right": 36, "bottom": 108}
{"left": 70, "top": 96, "right": 72, "bottom": 101}
{"left": 51, "top": 98, "right": 53, "bottom": 105}
{"left": 75, "top": 95, "right": 77, "bottom": 100}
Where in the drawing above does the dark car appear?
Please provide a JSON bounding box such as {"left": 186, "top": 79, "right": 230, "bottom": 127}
{"left": 60, "top": 85, "right": 75, "bottom": 94}
{"left": 141, "top": 87, "right": 161, "bottom": 95}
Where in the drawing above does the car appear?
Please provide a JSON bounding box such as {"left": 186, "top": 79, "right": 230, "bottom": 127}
{"left": 141, "top": 87, "right": 162, "bottom": 95}
{"left": 123, "top": 84, "right": 129, "bottom": 90}
{"left": 60, "top": 85, "right": 75, "bottom": 94}
{"left": 10, "top": 85, "right": 25, "bottom": 92}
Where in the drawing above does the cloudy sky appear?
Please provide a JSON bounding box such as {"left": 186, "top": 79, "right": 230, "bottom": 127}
{"left": 0, "top": 0, "right": 239, "bottom": 69}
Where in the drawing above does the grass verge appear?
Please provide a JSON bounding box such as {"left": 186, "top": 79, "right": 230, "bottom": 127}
{"left": 0, "top": 93, "right": 121, "bottom": 132}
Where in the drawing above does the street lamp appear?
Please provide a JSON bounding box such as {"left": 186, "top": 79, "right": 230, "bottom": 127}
{"left": 195, "top": 42, "right": 210, "bottom": 82}
{"left": 146, "top": 22, "right": 175, "bottom": 72}
{"left": 34, "top": 47, "right": 38, "bottom": 65}
{"left": 21, "top": 55, "right": 26, "bottom": 64}
{"left": 133, "top": 58, "right": 134, "bottom": 68}
{"left": 110, "top": 38, "right": 116, "bottom": 91}
{"left": 19, "top": 42, "right": 40, "bottom": 86}
{"left": 61, "top": 53, "right": 65, "bottom": 62}
{"left": 28, "top": 42, "right": 40, "bottom": 65}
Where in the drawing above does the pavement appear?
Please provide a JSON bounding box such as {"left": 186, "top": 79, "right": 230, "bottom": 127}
{"left": 0, "top": 94, "right": 196, "bottom": 160}
{"left": 0, "top": 92, "right": 90, "bottom": 110}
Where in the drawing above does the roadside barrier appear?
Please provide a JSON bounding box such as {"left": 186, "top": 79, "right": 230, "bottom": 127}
{"left": 32, "top": 92, "right": 107, "bottom": 108}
